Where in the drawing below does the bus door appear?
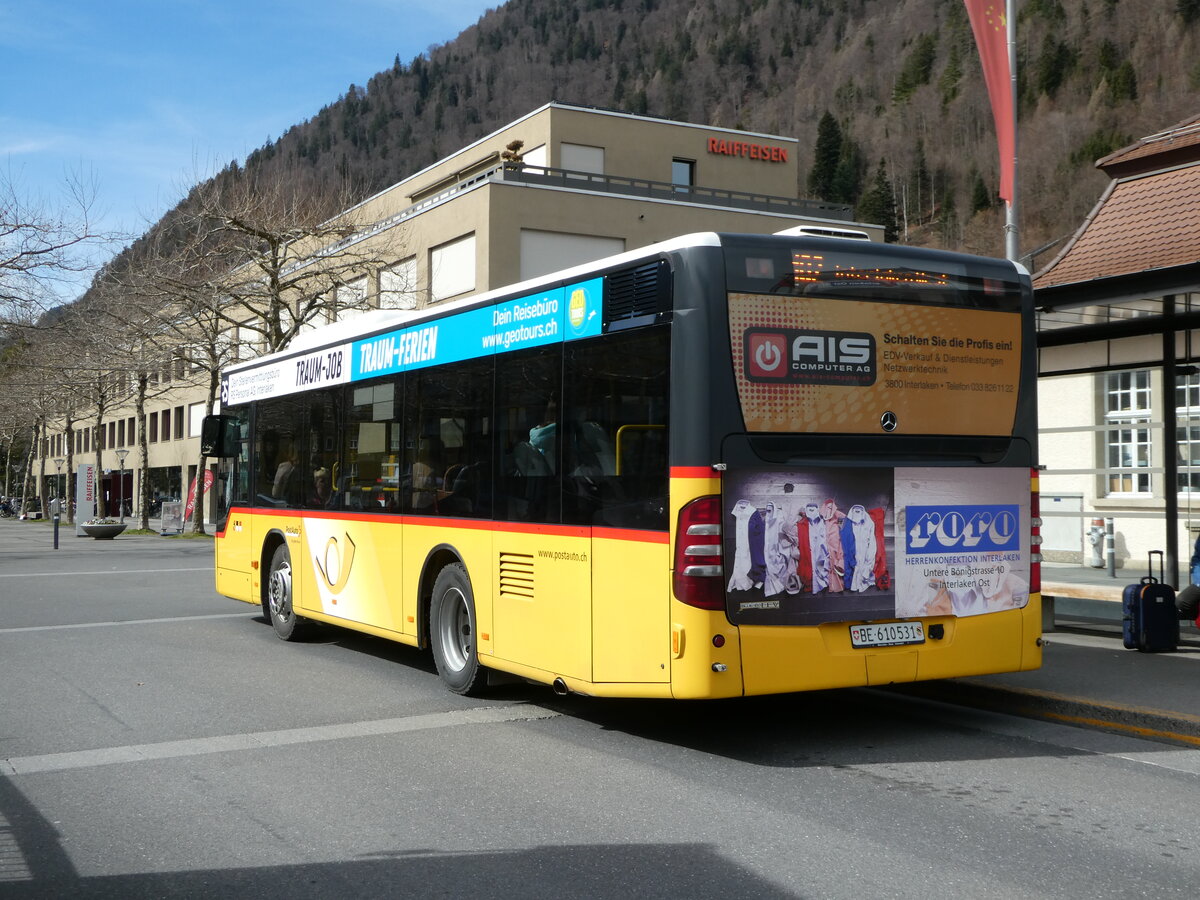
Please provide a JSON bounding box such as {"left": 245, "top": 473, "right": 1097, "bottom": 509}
{"left": 207, "top": 411, "right": 256, "bottom": 604}
{"left": 563, "top": 324, "right": 672, "bottom": 686}
{"left": 492, "top": 353, "right": 592, "bottom": 680}
{"left": 585, "top": 424, "right": 671, "bottom": 684}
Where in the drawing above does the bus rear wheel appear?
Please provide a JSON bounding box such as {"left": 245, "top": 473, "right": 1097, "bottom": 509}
{"left": 266, "top": 543, "right": 308, "bottom": 641}
{"left": 430, "top": 563, "right": 484, "bottom": 695}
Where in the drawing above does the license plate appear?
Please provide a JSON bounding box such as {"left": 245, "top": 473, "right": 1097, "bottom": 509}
{"left": 849, "top": 622, "right": 925, "bottom": 648}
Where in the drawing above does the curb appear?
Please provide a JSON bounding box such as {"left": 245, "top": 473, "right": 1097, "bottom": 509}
{"left": 891, "top": 679, "right": 1200, "bottom": 748}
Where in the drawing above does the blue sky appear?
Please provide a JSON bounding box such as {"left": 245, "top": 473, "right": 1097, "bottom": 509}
{"left": 1, "top": 0, "right": 497, "bottom": 275}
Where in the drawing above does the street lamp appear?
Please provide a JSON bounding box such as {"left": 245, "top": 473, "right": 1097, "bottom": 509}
{"left": 52, "top": 457, "right": 64, "bottom": 509}
{"left": 52, "top": 457, "right": 64, "bottom": 550}
{"left": 115, "top": 448, "right": 130, "bottom": 523}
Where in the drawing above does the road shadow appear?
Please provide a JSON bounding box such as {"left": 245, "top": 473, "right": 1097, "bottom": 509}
{"left": 0, "top": 771, "right": 793, "bottom": 900}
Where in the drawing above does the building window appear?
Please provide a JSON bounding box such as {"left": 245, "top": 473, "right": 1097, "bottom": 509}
{"left": 236, "top": 319, "right": 261, "bottom": 360}
{"left": 672, "top": 158, "right": 695, "bottom": 190}
{"left": 161, "top": 410, "right": 171, "bottom": 442}
{"left": 174, "top": 406, "right": 185, "bottom": 440}
{"left": 1104, "top": 370, "right": 1152, "bottom": 495}
{"left": 127, "top": 417, "right": 136, "bottom": 445}
{"left": 1177, "top": 369, "right": 1200, "bottom": 494}
{"left": 430, "top": 234, "right": 476, "bottom": 302}
{"left": 118, "top": 419, "right": 126, "bottom": 447}
{"left": 188, "top": 402, "right": 206, "bottom": 438}
{"left": 149, "top": 414, "right": 158, "bottom": 443}
{"left": 335, "top": 276, "right": 369, "bottom": 322}
{"left": 380, "top": 258, "right": 419, "bottom": 310}
{"left": 107, "top": 422, "right": 116, "bottom": 449}
{"left": 560, "top": 143, "right": 604, "bottom": 176}
{"left": 522, "top": 144, "right": 547, "bottom": 171}
{"left": 519, "top": 230, "right": 625, "bottom": 282}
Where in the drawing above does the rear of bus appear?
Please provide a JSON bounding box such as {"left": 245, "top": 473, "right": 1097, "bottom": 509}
{"left": 666, "top": 234, "right": 1041, "bottom": 698}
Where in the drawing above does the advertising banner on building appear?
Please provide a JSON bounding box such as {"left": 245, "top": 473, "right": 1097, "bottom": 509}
{"left": 184, "top": 470, "right": 215, "bottom": 520}
{"left": 74, "top": 463, "right": 96, "bottom": 537}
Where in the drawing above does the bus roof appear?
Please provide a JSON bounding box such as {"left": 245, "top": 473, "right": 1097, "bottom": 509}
{"left": 225, "top": 231, "right": 723, "bottom": 376}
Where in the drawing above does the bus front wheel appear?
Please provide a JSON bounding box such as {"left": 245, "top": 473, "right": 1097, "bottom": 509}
{"left": 266, "top": 543, "right": 308, "bottom": 641}
{"left": 430, "top": 563, "right": 484, "bottom": 695}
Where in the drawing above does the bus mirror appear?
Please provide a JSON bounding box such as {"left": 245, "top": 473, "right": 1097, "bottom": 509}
{"left": 201, "top": 415, "right": 239, "bottom": 458}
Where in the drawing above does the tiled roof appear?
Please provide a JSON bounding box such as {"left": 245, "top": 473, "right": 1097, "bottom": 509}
{"left": 1097, "top": 114, "right": 1200, "bottom": 173}
{"left": 1033, "top": 159, "right": 1200, "bottom": 290}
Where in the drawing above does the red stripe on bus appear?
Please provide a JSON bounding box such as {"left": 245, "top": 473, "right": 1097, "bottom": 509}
{"left": 220, "top": 507, "right": 667, "bottom": 541}
{"left": 671, "top": 466, "right": 718, "bottom": 479}
{"left": 592, "top": 527, "right": 669, "bottom": 544}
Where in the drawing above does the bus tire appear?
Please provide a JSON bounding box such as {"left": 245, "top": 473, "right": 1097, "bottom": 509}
{"left": 266, "top": 543, "right": 308, "bottom": 641}
{"left": 430, "top": 563, "right": 484, "bottom": 695}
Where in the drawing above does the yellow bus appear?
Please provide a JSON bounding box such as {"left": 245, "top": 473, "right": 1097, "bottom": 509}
{"left": 203, "top": 232, "right": 1041, "bottom": 698}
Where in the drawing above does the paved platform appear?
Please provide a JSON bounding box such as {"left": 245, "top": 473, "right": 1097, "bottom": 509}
{"left": 898, "top": 561, "right": 1200, "bottom": 747}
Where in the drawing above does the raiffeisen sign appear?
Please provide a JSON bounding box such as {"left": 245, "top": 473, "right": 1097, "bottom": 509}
{"left": 706, "top": 137, "right": 789, "bottom": 163}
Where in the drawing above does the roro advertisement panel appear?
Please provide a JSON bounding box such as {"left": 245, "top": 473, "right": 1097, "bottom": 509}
{"left": 722, "top": 466, "right": 1030, "bottom": 627}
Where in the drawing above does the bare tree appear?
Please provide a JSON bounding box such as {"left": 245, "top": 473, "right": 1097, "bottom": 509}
{"left": 94, "top": 168, "right": 407, "bottom": 533}
{"left": 1, "top": 167, "right": 112, "bottom": 321}
{"left": 0, "top": 322, "right": 70, "bottom": 518}
{"left": 79, "top": 275, "right": 178, "bottom": 530}
{"left": 96, "top": 229, "right": 233, "bottom": 534}
{"left": 186, "top": 168, "right": 408, "bottom": 354}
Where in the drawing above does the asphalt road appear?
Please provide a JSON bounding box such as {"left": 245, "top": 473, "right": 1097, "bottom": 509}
{"left": 2, "top": 523, "right": 1199, "bottom": 898}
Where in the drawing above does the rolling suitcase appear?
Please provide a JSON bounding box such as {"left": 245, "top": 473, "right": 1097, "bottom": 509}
{"left": 1121, "top": 551, "right": 1179, "bottom": 652}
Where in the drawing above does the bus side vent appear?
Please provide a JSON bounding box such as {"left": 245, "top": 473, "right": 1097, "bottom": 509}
{"left": 498, "top": 552, "right": 535, "bottom": 599}
{"left": 604, "top": 260, "right": 671, "bottom": 332}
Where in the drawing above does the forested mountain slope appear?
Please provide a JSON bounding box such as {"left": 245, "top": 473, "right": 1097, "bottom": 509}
{"left": 150, "top": 0, "right": 1200, "bottom": 268}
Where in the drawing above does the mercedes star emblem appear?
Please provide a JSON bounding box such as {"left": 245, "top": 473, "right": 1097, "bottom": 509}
{"left": 880, "top": 411, "right": 898, "bottom": 432}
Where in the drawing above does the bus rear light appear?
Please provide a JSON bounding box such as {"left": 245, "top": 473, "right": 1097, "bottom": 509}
{"left": 674, "top": 496, "right": 725, "bottom": 610}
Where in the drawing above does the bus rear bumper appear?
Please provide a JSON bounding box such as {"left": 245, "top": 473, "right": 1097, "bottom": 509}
{"left": 737, "top": 600, "right": 1042, "bottom": 696}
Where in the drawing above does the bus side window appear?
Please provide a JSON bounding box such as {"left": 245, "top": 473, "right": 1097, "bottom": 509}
{"left": 344, "top": 380, "right": 400, "bottom": 513}
{"left": 563, "top": 328, "right": 669, "bottom": 530}
{"left": 305, "top": 391, "right": 342, "bottom": 510}
{"left": 404, "top": 359, "right": 493, "bottom": 518}
{"left": 254, "top": 395, "right": 308, "bottom": 508}
{"left": 496, "top": 349, "right": 561, "bottom": 524}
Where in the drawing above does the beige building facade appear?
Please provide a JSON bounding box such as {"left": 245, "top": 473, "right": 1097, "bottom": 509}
{"left": 35, "top": 103, "right": 878, "bottom": 522}
{"left": 1034, "top": 114, "right": 1200, "bottom": 585}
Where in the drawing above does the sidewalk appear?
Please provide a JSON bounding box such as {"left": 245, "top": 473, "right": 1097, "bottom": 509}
{"left": 900, "top": 560, "right": 1200, "bottom": 748}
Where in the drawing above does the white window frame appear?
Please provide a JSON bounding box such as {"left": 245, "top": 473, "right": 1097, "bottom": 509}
{"left": 188, "top": 402, "right": 207, "bottom": 438}
{"left": 561, "top": 143, "right": 605, "bottom": 178}
{"left": 380, "top": 258, "right": 419, "bottom": 310}
{"left": 1177, "top": 370, "right": 1200, "bottom": 496}
{"left": 430, "top": 234, "right": 476, "bottom": 302}
{"left": 1103, "top": 369, "right": 1153, "bottom": 496}
{"left": 335, "top": 277, "right": 370, "bottom": 323}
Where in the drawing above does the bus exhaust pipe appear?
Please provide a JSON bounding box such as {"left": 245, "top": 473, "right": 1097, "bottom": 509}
{"left": 552, "top": 677, "right": 570, "bottom": 696}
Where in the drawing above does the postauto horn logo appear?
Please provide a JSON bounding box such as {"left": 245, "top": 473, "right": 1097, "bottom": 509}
{"left": 744, "top": 328, "right": 876, "bottom": 386}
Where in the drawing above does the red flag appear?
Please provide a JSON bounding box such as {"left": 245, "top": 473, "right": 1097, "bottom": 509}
{"left": 964, "top": 1, "right": 1014, "bottom": 203}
